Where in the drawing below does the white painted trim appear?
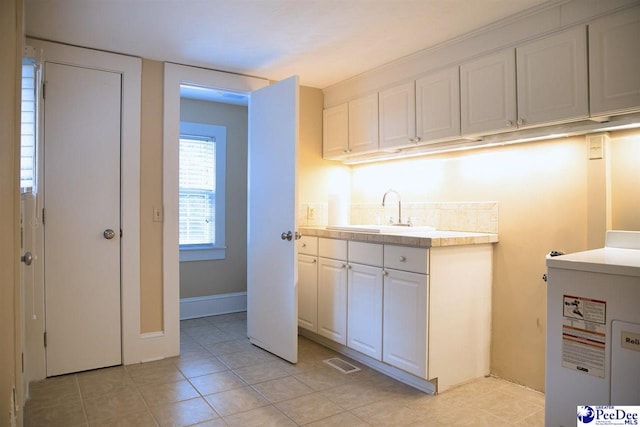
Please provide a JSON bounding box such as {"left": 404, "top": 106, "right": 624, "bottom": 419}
{"left": 140, "top": 331, "right": 164, "bottom": 339}
{"left": 180, "top": 292, "right": 247, "bottom": 320}
{"left": 26, "top": 39, "right": 144, "bottom": 370}
{"left": 163, "top": 63, "right": 268, "bottom": 360}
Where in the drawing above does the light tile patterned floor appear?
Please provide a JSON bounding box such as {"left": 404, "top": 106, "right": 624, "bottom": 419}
{"left": 25, "top": 313, "right": 544, "bottom": 426}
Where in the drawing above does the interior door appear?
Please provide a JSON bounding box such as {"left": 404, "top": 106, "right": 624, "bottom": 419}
{"left": 43, "top": 62, "right": 122, "bottom": 376}
{"left": 247, "top": 76, "right": 299, "bottom": 363}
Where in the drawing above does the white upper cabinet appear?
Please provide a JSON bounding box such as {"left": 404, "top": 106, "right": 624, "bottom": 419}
{"left": 460, "top": 49, "right": 517, "bottom": 136}
{"left": 589, "top": 6, "right": 640, "bottom": 117}
{"left": 516, "top": 26, "right": 588, "bottom": 127}
{"left": 379, "top": 82, "right": 416, "bottom": 150}
{"left": 348, "top": 93, "right": 379, "bottom": 154}
{"left": 416, "top": 66, "right": 461, "bottom": 142}
{"left": 322, "top": 103, "right": 349, "bottom": 158}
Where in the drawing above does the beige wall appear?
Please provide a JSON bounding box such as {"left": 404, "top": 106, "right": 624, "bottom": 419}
{"left": 348, "top": 129, "right": 640, "bottom": 391}
{"left": 0, "top": 0, "right": 22, "bottom": 424}
{"left": 611, "top": 129, "right": 640, "bottom": 231}
{"left": 179, "top": 99, "right": 249, "bottom": 298}
{"left": 298, "top": 86, "right": 350, "bottom": 213}
{"left": 140, "top": 59, "right": 164, "bottom": 332}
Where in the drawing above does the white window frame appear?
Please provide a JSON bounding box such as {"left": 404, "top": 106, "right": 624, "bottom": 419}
{"left": 21, "top": 56, "right": 39, "bottom": 194}
{"left": 179, "top": 121, "right": 226, "bottom": 262}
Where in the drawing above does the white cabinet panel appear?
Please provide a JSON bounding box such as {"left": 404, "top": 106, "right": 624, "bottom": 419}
{"left": 517, "top": 26, "right": 588, "bottom": 127}
{"left": 322, "top": 103, "right": 349, "bottom": 158}
{"left": 348, "top": 241, "right": 383, "bottom": 266}
{"left": 416, "top": 66, "right": 461, "bottom": 142}
{"left": 461, "top": 49, "right": 516, "bottom": 135}
{"left": 317, "top": 257, "right": 348, "bottom": 345}
{"left": 589, "top": 6, "right": 640, "bottom": 116}
{"left": 347, "top": 263, "right": 383, "bottom": 360}
{"left": 384, "top": 245, "right": 428, "bottom": 274}
{"left": 379, "top": 82, "right": 416, "bottom": 150}
{"left": 319, "top": 237, "right": 348, "bottom": 260}
{"left": 298, "top": 235, "right": 318, "bottom": 256}
{"left": 298, "top": 254, "right": 318, "bottom": 332}
{"left": 383, "top": 269, "right": 428, "bottom": 378}
{"left": 348, "top": 93, "right": 379, "bottom": 154}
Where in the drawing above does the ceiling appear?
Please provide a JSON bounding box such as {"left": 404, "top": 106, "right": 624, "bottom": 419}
{"left": 25, "top": 0, "right": 556, "bottom": 89}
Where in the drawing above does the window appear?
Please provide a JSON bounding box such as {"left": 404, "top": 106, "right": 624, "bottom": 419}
{"left": 179, "top": 122, "right": 226, "bottom": 261}
{"left": 21, "top": 58, "right": 39, "bottom": 193}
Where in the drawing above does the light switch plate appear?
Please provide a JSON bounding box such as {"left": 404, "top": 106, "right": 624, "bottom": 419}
{"left": 587, "top": 133, "right": 609, "bottom": 160}
{"left": 153, "top": 207, "right": 163, "bottom": 222}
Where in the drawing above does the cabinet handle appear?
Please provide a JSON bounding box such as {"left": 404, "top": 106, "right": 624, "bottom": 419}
{"left": 383, "top": 270, "right": 389, "bottom": 277}
{"left": 506, "top": 120, "right": 513, "bottom": 127}
{"left": 347, "top": 264, "right": 352, "bottom": 269}
{"left": 517, "top": 118, "right": 525, "bottom": 126}
{"left": 341, "top": 263, "right": 347, "bottom": 269}
{"left": 312, "top": 259, "right": 317, "bottom": 264}
{"left": 301, "top": 243, "right": 306, "bottom": 248}
{"left": 399, "top": 256, "right": 407, "bottom": 262}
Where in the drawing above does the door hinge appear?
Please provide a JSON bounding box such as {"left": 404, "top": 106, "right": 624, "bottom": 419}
{"left": 120, "top": 229, "right": 123, "bottom": 238}
{"left": 42, "top": 82, "right": 46, "bottom": 100}
{"left": 42, "top": 208, "right": 45, "bottom": 225}
{"left": 44, "top": 332, "right": 47, "bottom": 348}
{"left": 21, "top": 352, "right": 24, "bottom": 373}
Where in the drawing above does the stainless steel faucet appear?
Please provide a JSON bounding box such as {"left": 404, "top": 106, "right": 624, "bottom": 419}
{"left": 382, "top": 189, "right": 406, "bottom": 226}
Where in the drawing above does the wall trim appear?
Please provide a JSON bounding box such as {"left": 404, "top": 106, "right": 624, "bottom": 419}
{"left": 180, "top": 292, "right": 247, "bottom": 320}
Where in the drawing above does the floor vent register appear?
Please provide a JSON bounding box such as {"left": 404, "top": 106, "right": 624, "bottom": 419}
{"left": 323, "top": 357, "right": 361, "bottom": 374}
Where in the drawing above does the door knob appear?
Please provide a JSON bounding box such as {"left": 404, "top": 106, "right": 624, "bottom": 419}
{"left": 103, "top": 229, "right": 116, "bottom": 240}
{"left": 21, "top": 252, "right": 33, "bottom": 266}
{"left": 281, "top": 231, "right": 293, "bottom": 241}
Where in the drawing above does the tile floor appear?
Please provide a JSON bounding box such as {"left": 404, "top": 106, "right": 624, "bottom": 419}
{"left": 25, "top": 312, "right": 545, "bottom": 426}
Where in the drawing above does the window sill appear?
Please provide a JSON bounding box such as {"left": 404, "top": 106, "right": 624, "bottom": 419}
{"left": 179, "top": 246, "right": 226, "bottom": 262}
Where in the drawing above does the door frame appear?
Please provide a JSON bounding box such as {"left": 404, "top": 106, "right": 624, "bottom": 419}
{"left": 26, "top": 38, "right": 143, "bottom": 370}
{"left": 162, "top": 63, "right": 268, "bottom": 354}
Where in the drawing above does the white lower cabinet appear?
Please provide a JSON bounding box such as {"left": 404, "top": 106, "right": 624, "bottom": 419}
{"left": 300, "top": 236, "right": 492, "bottom": 392}
{"left": 317, "top": 257, "right": 348, "bottom": 345}
{"left": 382, "top": 270, "right": 428, "bottom": 378}
{"left": 298, "top": 254, "right": 318, "bottom": 332}
{"left": 347, "top": 263, "right": 383, "bottom": 360}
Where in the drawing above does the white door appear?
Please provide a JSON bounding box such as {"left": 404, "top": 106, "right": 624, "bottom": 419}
{"left": 247, "top": 76, "right": 299, "bottom": 363}
{"left": 44, "top": 62, "right": 122, "bottom": 376}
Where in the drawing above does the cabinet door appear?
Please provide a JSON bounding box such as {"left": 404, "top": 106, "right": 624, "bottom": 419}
{"left": 589, "top": 6, "right": 640, "bottom": 116}
{"left": 323, "top": 103, "right": 349, "bottom": 158}
{"left": 461, "top": 49, "right": 516, "bottom": 136}
{"left": 416, "top": 66, "right": 460, "bottom": 142}
{"left": 298, "top": 254, "right": 318, "bottom": 332}
{"left": 348, "top": 93, "right": 379, "bottom": 154}
{"left": 347, "top": 263, "right": 383, "bottom": 360}
{"left": 379, "top": 82, "right": 416, "bottom": 150}
{"left": 383, "top": 269, "right": 428, "bottom": 378}
{"left": 517, "top": 26, "right": 588, "bottom": 127}
{"left": 317, "top": 257, "right": 348, "bottom": 345}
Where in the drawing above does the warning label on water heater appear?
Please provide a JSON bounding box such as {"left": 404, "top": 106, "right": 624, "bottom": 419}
{"left": 561, "top": 295, "right": 607, "bottom": 378}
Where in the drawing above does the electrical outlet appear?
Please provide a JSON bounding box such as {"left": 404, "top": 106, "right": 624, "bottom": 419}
{"left": 307, "top": 205, "right": 317, "bottom": 221}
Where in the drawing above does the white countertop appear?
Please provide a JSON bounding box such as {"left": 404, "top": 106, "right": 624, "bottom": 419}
{"left": 546, "top": 247, "right": 640, "bottom": 277}
{"left": 300, "top": 226, "right": 498, "bottom": 248}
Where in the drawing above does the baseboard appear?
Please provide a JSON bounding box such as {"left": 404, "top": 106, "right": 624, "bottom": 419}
{"left": 180, "top": 292, "right": 247, "bottom": 320}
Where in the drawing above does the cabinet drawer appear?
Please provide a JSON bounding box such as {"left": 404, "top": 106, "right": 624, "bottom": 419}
{"left": 348, "top": 241, "right": 383, "bottom": 267}
{"left": 298, "top": 235, "right": 318, "bottom": 256}
{"left": 384, "top": 245, "right": 428, "bottom": 274}
{"left": 319, "top": 238, "right": 347, "bottom": 260}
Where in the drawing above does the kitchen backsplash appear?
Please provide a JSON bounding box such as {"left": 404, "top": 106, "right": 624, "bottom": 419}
{"left": 298, "top": 201, "right": 498, "bottom": 234}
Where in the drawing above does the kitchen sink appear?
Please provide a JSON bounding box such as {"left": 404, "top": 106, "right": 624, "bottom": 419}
{"left": 325, "top": 224, "right": 436, "bottom": 233}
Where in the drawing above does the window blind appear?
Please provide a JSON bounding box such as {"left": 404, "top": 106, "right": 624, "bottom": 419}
{"left": 179, "top": 137, "right": 216, "bottom": 245}
{"left": 21, "top": 60, "right": 37, "bottom": 192}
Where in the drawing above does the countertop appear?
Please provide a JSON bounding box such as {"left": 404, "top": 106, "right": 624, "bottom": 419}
{"left": 299, "top": 226, "right": 499, "bottom": 248}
